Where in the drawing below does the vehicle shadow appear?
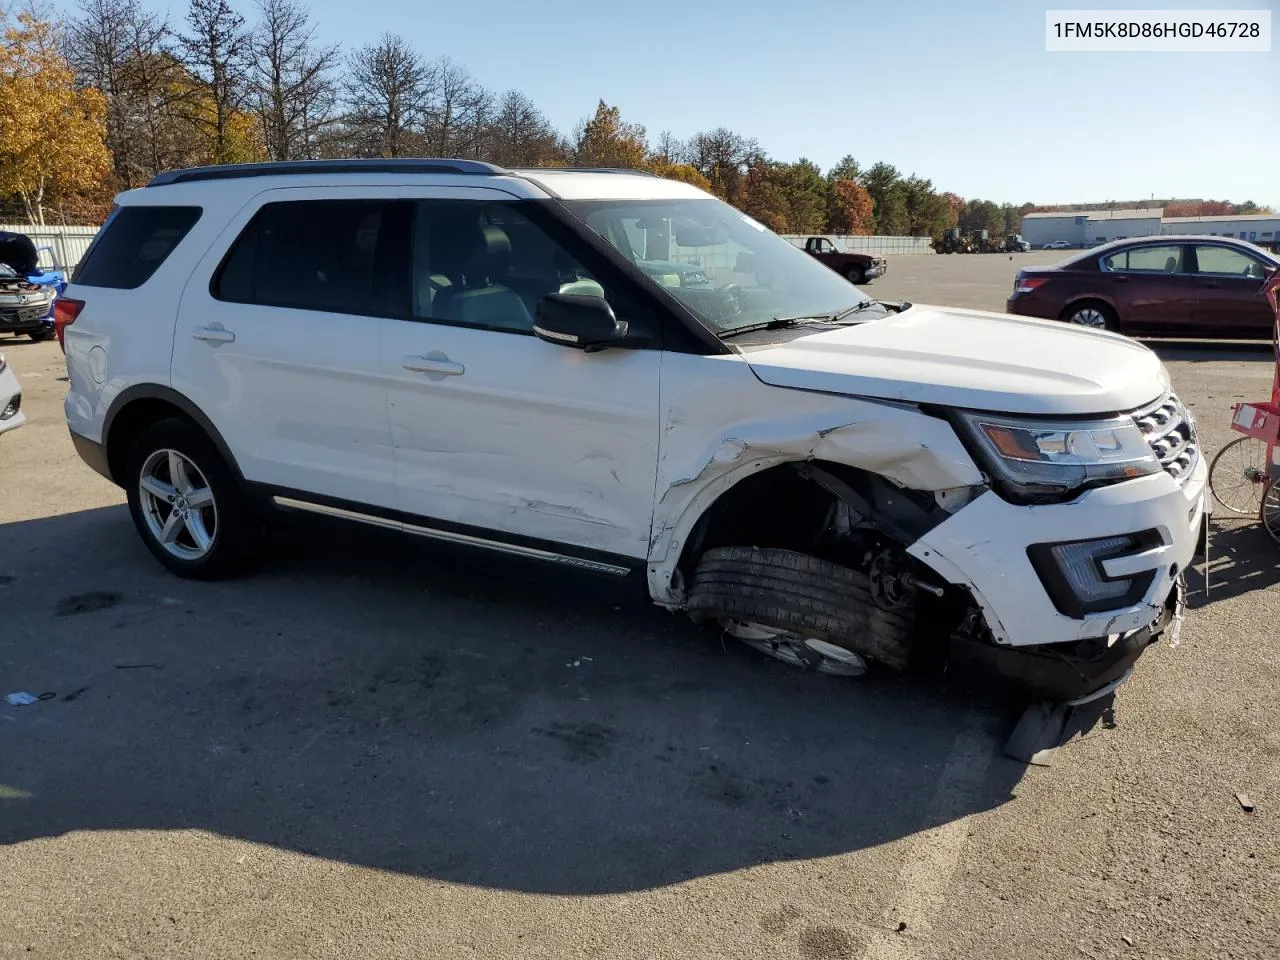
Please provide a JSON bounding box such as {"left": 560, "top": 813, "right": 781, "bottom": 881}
{"left": 1188, "top": 518, "right": 1280, "bottom": 608}
{"left": 0, "top": 505, "right": 1028, "bottom": 895}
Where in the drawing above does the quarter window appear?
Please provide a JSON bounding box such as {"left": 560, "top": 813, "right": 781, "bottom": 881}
{"left": 1194, "top": 245, "right": 1269, "bottom": 278}
{"left": 1100, "top": 245, "right": 1184, "bottom": 273}
{"left": 74, "top": 205, "right": 201, "bottom": 289}
{"left": 213, "top": 199, "right": 409, "bottom": 317}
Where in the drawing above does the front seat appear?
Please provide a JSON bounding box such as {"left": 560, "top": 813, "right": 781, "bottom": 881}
{"left": 1165, "top": 256, "right": 1178, "bottom": 272}
{"left": 433, "top": 224, "right": 533, "bottom": 333}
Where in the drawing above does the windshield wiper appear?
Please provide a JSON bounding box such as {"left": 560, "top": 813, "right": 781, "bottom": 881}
{"left": 718, "top": 300, "right": 911, "bottom": 340}
{"left": 831, "top": 299, "right": 910, "bottom": 321}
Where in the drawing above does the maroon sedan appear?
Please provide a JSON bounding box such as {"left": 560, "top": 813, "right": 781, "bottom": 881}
{"left": 1007, "top": 235, "right": 1279, "bottom": 338}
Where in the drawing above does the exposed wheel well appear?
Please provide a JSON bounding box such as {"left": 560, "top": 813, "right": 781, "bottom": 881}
{"left": 676, "top": 459, "right": 949, "bottom": 580}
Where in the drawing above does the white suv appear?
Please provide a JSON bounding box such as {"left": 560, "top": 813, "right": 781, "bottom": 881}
{"left": 61, "top": 159, "right": 1206, "bottom": 702}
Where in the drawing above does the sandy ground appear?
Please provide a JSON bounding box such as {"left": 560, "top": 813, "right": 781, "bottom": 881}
{"left": 1, "top": 252, "right": 1277, "bottom": 959}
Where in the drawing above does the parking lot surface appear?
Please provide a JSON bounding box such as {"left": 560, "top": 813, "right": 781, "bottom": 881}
{"left": 2, "top": 252, "right": 1277, "bottom": 959}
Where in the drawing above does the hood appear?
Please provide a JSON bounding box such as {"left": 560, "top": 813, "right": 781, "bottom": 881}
{"left": 0, "top": 231, "right": 38, "bottom": 277}
{"left": 735, "top": 304, "right": 1167, "bottom": 416}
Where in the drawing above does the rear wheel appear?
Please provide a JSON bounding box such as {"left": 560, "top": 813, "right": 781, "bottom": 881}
{"left": 1209, "top": 436, "right": 1269, "bottom": 516}
{"left": 687, "top": 546, "right": 915, "bottom": 674}
{"left": 1062, "top": 302, "right": 1116, "bottom": 331}
{"left": 844, "top": 265, "right": 866, "bottom": 285}
{"left": 124, "top": 418, "right": 259, "bottom": 579}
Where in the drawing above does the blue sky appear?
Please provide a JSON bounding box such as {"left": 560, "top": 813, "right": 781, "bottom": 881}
{"left": 103, "top": 0, "right": 1279, "bottom": 206}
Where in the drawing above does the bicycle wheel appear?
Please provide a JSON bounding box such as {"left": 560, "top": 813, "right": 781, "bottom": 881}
{"left": 1261, "top": 481, "right": 1280, "bottom": 544}
{"left": 1209, "top": 436, "right": 1269, "bottom": 516}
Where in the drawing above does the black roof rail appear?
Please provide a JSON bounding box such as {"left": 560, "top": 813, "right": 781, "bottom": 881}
{"left": 147, "top": 158, "right": 509, "bottom": 187}
{"left": 512, "top": 166, "right": 658, "bottom": 178}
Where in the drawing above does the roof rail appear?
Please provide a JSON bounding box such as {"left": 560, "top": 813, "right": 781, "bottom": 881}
{"left": 514, "top": 167, "right": 659, "bottom": 178}
{"left": 147, "top": 158, "right": 509, "bottom": 187}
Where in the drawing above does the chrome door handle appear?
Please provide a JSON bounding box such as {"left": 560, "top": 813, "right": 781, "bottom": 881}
{"left": 191, "top": 326, "right": 236, "bottom": 343}
{"left": 403, "top": 354, "right": 465, "bottom": 377}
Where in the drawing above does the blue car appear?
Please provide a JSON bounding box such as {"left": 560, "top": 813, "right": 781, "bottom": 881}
{"left": 0, "top": 231, "right": 64, "bottom": 342}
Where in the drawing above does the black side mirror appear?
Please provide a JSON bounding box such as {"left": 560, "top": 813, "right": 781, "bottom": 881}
{"left": 533, "top": 294, "right": 628, "bottom": 350}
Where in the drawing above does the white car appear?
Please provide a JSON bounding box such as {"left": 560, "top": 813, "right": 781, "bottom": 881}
{"left": 60, "top": 160, "right": 1206, "bottom": 703}
{"left": 1042, "top": 240, "right": 1073, "bottom": 250}
{"left": 0, "top": 352, "right": 25, "bottom": 436}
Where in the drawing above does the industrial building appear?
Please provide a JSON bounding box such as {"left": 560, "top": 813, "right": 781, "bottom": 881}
{"left": 1159, "top": 213, "right": 1280, "bottom": 247}
{"left": 1019, "top": 209, "right": 1164, "bottom": 248}
{"left": 1020, "top": 209, "right": 1280, "bottom": 250}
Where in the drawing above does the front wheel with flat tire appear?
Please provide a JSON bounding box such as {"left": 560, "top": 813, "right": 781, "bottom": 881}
{"left": 124, "top": 418, "right": 258, "bottom": 579}
{"left": 686, "top": 546, "right": 915, "bottom": 673}
{"left": 1062, "top": 303, "right": 1116, "bottom": 331}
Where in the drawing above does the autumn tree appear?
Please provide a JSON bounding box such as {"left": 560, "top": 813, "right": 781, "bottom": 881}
{"left": 179, "top": 0, "right": 253, "bottom": 163}
{"left": 739, "top": 160, "right": 789, "bottom": 232}
{"left": 646, "top": 160, "right": 711, "bottom": 191}
{"left": 250, "top": 0, "right": 338, "bottom": 161}
{"left": 344, "top": 33, "right": 428, "bottom": 157}
{"left": 0, "top": 8, "right": 111, "bottom": 223}
{"left": 573, "top": 100, "right": 647, "bottom": 168}
{"left": 831, "top": 179, "right": 875, "bottom": 235}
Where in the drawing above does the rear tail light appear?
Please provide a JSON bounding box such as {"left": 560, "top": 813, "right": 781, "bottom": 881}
{"left": 52, "top": 298, "right": 85, "bottom": 352}
{"left": 1014, "top": 275, "right": 1049, "bottom": 295}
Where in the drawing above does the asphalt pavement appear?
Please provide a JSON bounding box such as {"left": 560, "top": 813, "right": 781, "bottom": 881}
{"left": 1, "top": 252, "right": 1277, "bottom": 959}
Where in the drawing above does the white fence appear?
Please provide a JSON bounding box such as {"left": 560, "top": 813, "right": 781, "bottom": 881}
{"left": 783, "top": 235, "right": 936, "bottom": 256}
{"left": 0, "top": 224, "right": 100, "bottom": 273}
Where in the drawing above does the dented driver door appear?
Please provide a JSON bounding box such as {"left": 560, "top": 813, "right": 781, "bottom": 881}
{"left": 382, "top": 193, "right": 661, "bottom": 563}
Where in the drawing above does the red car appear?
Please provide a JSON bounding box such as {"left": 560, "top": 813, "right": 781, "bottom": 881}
{"left": 1007, "top": 235, "right": 1279, "bottom": 338}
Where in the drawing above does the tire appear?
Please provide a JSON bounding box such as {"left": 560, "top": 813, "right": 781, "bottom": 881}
{"left": 844, "top": 265, "right": 866, "bottom": 285}
{"left": 687, "top": 546, "right": 915, "bottom": 670}
{"left": 1208, "top": 435, "right": 1269, "bottom": 516}
{"left": 28, "top": 326, "right": 54, "bottom": 343}
{"left": 124, "top": 418, "right": 259, "bottom": 579}
{"left": 1062, "top": 302, "right": 1117, "bottom": 332}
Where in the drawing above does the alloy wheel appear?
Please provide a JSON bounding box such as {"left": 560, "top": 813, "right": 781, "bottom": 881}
{"left": 1069, "top": 307, "right": 1108, "bottom": 328}
{"left": 138, "top": 448, "right": 218, "bottom": 560}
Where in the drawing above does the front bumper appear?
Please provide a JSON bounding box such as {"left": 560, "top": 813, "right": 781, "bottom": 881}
{"left": 865, "top": 259, "right": 887, "bottom": 280}
{"left": 948, "top": 577, "right": 1183, "bottom": 701}
{"left": 908, "top": 454, "right": 1207, "bottom": 649}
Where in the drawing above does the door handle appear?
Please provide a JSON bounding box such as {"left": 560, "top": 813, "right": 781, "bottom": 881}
{"left": 191, "top": 326, "right": 236, "bottom": 343}
{"left": 1200, "top": 281, "right": 1221, "bottom": 289}
{"left": 403, "top": 354, "right": 465, "bottom": 377}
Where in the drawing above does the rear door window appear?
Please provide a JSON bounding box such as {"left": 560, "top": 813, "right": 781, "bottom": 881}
{"left": 213, "top": 199, "right": 410, "bottom": 318}
{"left": 1100, "top": 245, "right": 1185, "bottom": 273}
{"left": 73, "top": 206, "right": 202, "bottom": 288}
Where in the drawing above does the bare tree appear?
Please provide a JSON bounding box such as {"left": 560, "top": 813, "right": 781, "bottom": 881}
{"left": 483, "top": 89, "right": 564, "bottom": 167}
{"left": 65, "top": 0, "right": 133, "bottom": 184}
{"left": 687, "top": 127, "right": 761, "bottom": 202}
{"left": 178, "top": 0, "right": 251, "bottom": 163}
{"left": 250, "top": 0, "right": 338, "bottom": 160}
{"left": 422, "top": 56, "right": 492, "bottom": 158}
{"left": 344, "top": 33, "right": 428, "bottom": 158}
{"left": 651, "top": 130, "right": 684, "bottom": 165}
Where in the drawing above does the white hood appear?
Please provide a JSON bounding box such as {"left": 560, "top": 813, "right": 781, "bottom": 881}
{"left": 736, "top": 304, "right": 1167, "bottom": 416}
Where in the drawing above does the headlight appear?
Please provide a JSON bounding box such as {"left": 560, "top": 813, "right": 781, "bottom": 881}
{"left": 956, "top": 410, "right": 1160, "bottom": 503}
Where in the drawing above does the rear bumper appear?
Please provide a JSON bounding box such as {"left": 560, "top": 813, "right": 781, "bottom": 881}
{"left": 70, "top": 429, "right": 113, "bottom": 482}
{"left": 1005, "top": 294, "right": 1055, "bottom": 320}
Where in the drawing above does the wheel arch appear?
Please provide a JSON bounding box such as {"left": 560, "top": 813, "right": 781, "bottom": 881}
{"left": 103, "top": 385, "right": 243, "bottom": 486}
{"left": 1060, "top": 295, "right": 1121, "bottom": 327}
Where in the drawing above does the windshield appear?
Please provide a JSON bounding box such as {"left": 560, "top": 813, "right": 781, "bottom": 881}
{"left": 563, "top": 197, "right": 870, "bottom": 333}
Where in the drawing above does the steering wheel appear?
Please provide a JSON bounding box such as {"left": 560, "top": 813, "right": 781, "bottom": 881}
{"left": 717, "top": 283, "right": 744, "bottom": 318}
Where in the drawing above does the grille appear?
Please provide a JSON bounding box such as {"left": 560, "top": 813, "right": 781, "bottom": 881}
{"left": 1131, "top": 393, "right": 1198, "bottom": 481}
